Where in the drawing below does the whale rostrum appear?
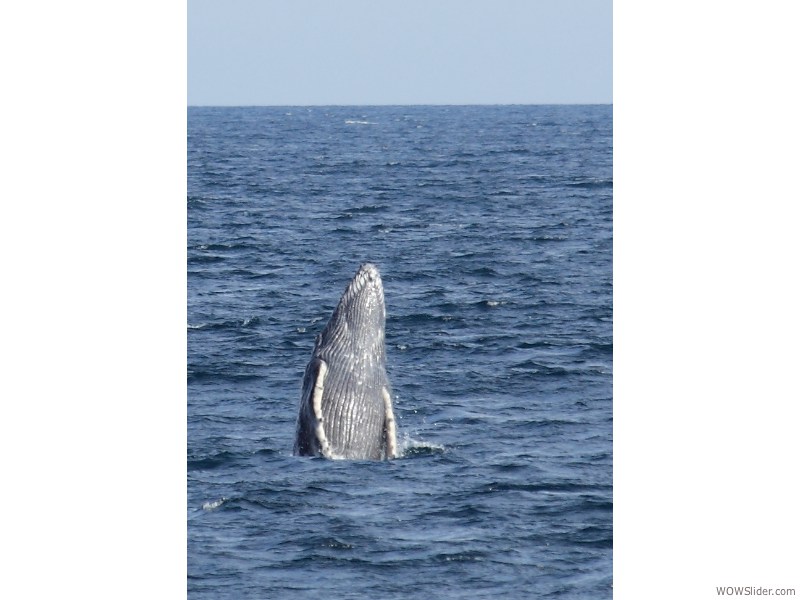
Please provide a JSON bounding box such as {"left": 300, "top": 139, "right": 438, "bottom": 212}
{"left": 294, "top": 263, "right": 398, "bottom": 460}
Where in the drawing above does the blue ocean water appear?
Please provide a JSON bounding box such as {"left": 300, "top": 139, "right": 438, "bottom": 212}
{"left": 188, "top": 105, "right": 612, "bottom": 598}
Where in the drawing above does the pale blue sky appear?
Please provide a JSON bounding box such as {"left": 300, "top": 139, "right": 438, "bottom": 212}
{"left": 188, "top": 0, "right": 612, "bottom": 105}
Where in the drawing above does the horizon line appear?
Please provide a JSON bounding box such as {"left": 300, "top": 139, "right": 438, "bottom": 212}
{"left": 187, "top": 102, "right": 613, "bottom": 108}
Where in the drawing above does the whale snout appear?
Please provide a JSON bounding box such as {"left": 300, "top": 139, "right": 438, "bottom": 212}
{"left": 351, "top": 263, "right": 382, "bottom": 293}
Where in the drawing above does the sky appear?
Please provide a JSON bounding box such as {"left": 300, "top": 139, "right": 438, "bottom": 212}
{"left": 188, "top": 0, "right": 612, "bottom": 105}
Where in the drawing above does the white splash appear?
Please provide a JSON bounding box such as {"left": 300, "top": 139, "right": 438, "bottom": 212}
{"left": 202, "top": 497, "right": 227, "bottom": 511}
{"left": 397, "top": 433, "right": 446, "bottom": 457}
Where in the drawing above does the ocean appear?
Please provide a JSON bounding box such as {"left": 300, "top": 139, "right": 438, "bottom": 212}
{"left": 187, "top": 105, "right": 612, "bottom": 598}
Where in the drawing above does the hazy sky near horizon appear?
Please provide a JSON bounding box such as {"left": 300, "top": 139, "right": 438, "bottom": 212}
{"left": 188, "top": 0, "right": 611, "bottom": 105}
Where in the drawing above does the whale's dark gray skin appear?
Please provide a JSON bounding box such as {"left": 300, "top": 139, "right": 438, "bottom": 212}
{"left": 294, "top": 263, "right": 398, "bottom": 460}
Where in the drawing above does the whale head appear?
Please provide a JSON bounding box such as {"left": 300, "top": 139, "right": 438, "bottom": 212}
{"left": 315, "top": 263, "right": 387, "bottom": 366}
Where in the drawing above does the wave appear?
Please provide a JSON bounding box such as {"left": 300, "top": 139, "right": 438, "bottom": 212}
{"left": 186, "top": 315, "right": 261, "bottom": 331}
{"left": 188, "top": 254, "right": 226, "bottom": 264}
{"left": 187, "top": 369, "right": 262, "bottom": 383}
{"left": 565, "top": 178, "right": 613, "bottom": 189}
{"left": 188, "top": 451, "right": 240, "bottom": 471}
{"left": 482, "top": 481, "right": 610, "bottom": 494}
{"left": 398, "top": 434, "right": 446, "bottom": 458}
{"left": 201, "top": 497, "right": 228, "bottom": 511}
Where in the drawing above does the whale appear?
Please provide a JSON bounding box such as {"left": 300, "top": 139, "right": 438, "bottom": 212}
{"left": 294, "top": 263, "right": 398, "bottom": 460}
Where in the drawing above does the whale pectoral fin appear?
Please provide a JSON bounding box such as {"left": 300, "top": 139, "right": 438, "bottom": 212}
{"left": 295, "top": 358, "right": 333, "bottom": 458}
{"left": 310, "top": 359, "right": 333, "bottom": 458}
{"left": 382, "top": 386, "right": 398, "bottom": 460}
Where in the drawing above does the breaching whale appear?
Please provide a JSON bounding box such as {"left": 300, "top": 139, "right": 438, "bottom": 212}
{"left": 294, "top": 263, "right": 398, "bottom": 460}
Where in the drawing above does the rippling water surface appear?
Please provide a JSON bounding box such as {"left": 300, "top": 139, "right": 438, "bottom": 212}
{"left": 188, "top": 105, "right": 612, "bottom": 598}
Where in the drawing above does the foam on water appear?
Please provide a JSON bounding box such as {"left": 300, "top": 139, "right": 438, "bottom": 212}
{"left": 201, "top": 498, "right": 227, "bottom": 511}
{"left": 397, "top": 433, "right": 447, "bottom": 457}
